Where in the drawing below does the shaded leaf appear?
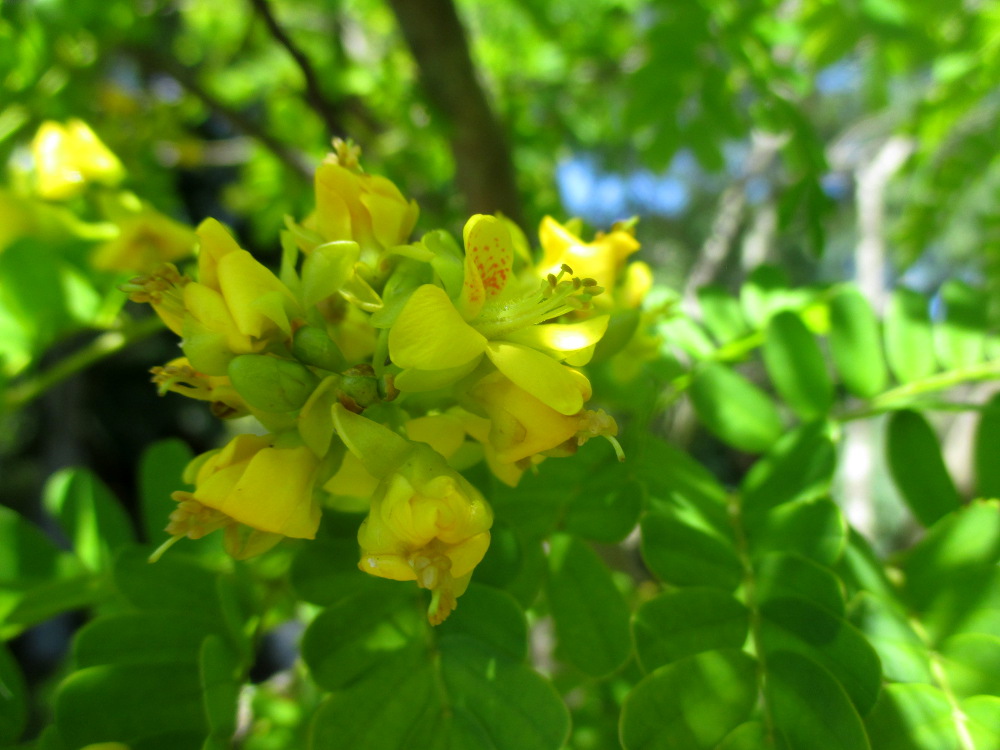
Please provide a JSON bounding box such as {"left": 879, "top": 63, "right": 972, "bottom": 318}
{"left": 886, "top": 410, "right": 961, "bottom": 527}
{"left": 763, "top": 310, "right": 833, "bottom": 419}
{"left": 884, "top": 288, "right": 935, "bottom": 383}
{"left": 546, "top": 533, "right": 631, "bottom": 677}
{"left": 828, "top": 286, "right": 887, "bottom": 398}
{"left": 632, "top": 588, "right": 749, "bottom": 672}
{"left": 689, "top": 364, "right": 784, "bottom": 453}
{"left": 640, "top": 511, "right": 743, "bottom": 591}
{"left": 620, "top": 649, "right": 757, "bottom": 750}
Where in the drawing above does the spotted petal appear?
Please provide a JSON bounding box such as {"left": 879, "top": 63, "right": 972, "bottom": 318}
{"left": 460, "top": 214, "right": 513, "bottom": 319}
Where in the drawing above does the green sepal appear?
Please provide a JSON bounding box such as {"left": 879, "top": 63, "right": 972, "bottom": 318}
{"left": 293, "top": 326, "right": 348, "bottom": 372}
{"left": 228, "top": 354, "right": 320, "bottom": 413}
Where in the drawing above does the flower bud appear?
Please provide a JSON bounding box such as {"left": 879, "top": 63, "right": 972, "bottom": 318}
{"left": 228, "top": 354, "right": 319, "bottom": 413}
{"left": 292, "top": 326, "right": 348, "bottom": 372}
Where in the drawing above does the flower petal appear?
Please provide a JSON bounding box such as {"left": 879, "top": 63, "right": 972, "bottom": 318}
{"left": 484, "top": 341, "right": 587, "bottom": 415}
{"left": 389, "top": 284, "right": 487, "bottom": 370}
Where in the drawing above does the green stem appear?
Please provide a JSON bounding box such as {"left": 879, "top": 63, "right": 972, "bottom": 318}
{"left": 908, "top": 617, "right": 975, "bottom": 750}
{"left": 728, "top": 490, "right": 777, "bottom": 744}
{"left": 3, "top": 315, "right": 165, "bottom": 412}
{"left": 839, "top": 360, "right": 1000, "bottom": 422}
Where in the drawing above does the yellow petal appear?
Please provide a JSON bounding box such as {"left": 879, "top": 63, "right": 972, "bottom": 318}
{"left": 217, "top": 251, "right": 295, "bottom": 338}
{"left": 463, "top": 214, "right": 513, "bottom": 302}
{"left": 314, "top": 163, "right": 358, "bottom": 241}
{"left": 484, "top": 341, "right": 587, "bottom": 415}
{"left": 393, "top": 357, "right": 482, "bottom": 393}
{"left": 222, "top": 445, "right": 320, "bottom": 538}
{"left": 502, "top": 315, "right": 609, "bottom": 362}
{"left": 405, "top": 414, "right": 467, "bottom": 458}
{"left": 388, "top": 285, "right": 487, "bottom": 370}
{"left": 195, "top": 218, "right": 242, "bottom": 290}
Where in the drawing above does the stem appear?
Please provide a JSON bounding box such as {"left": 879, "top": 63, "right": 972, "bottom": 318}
{"left": 728, "top": 491, "right": 777, "bottom": 744}
{"left": 908, "top": 617, "right": 976, "bottom": 750}
{"left": 247, "top": 0, "right": 345, "bottom": 139}
{"left": 838, "top": 360, "right": 1000, "bottom": 422}
{"left": 3, "top": 315, "right": 166, "bottom": 412}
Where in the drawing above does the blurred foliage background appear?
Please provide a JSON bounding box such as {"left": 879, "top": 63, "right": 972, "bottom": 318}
{"left": 2, "top": 0, "right": 1000, "bottom": 747}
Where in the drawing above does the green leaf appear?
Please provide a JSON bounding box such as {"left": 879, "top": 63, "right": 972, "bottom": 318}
{"left": 698, "top": 284, "right": 749, "bottom": 344}
{"left": 563, "top": 478, "right": 643, "bottom": 543}
{"left": 864, "top": 684, "right": 962, "bottom": 750}
{"left": 938, "top": 633, "right": 1000, "bottom": 698}
{"left": 689, "top": 364, "right": 784, "bottom": 453}
{"left": 660, "top": 316, "right": 717, "bottom": 359}
{"left": 640, "top": 511, "right": 743, "bottom": 591}
{"left": 54, "top": 664, "right": 207, "bottom": 747}
{"left": 290, "top": 537, "right": 385, "bottom": 607}
{"left": 828, "top": 286, "right": 887, "bottom": 398}
{"left": 745, "top": 496, "right": 846, "bottom": 566}
{"left": 300, "top": 584, "right": 424, "bottom": 692}
{"left": 0, "top": 643, "right": 26, "bottom": 746}
{"left": 139, "top": 439, "right": 194, "bottom": 543}
{"left": 73, "top": 613, "right": 223, "bottom": 668}
{"left": 632, "top": 589, "right": 749, "bottom": 672}
{"left": 765, "top": 651, "right": 870, "bottom": 750}
{"left": 886, "top": 410, "right": 961, "bottom": 527}
{"left": 935, "top": 279, "right": 987, "bottom": 369}
{"left": 0, "top": 240, "right": 72, "bottom": 357}
{"left": 974, "top": 394, "right": 1000, "bottom": 499}
{"left": 884, "top": 288, "right": 935, "bottom": 383}
{"left": 308, "top": 663, "right": 440, "bottom": 750}
{"left": 620, "top": 649, "right": 757, "bottom": 750}
{"left": 760, "top": 597, "right": 882, "bottom": 715}
{"left": 307, "top": 616, "right": 569, "bottom": 750}
{"left": 44, "top": 469, "right": 135, "bottom": 571}
{"left": 636, "top": 438, "right": 729, "bottom": 532}
{"left": 762, "top": 311, "right": 833, "bottom": 419}
{"left": 964, "top": 695, "right": 1000, "bottom": 746}
{"left": 546, "top": 533, "right": 631, "bottom": 677}
{"left": 114, "top": 548, "right": 225, "bottom": 623}
{"left": 439, "top": 639, "right": 569, "bottom": 750}
{"left": 850, "top": 593, "right": 933, "bottom": 684}
{"left": 199, "top": 636, "right": 242, "bottom": 741}
{"left": 742, "top": 422, "right": 836, "bottom": 515}
{"left": 741, "top": 265, "right": 791, "bottom": 328}
{"left": 436, "top": 584, "right": 527, "bottom": 662}
{"left": 899, "top": 499, "right": 1000, "bottom": 629}
{"left": 755, "top": 553, "right": 845, "bottom": 617}
{"left": 715, "top": 722, "right": 768, "bottom": 750}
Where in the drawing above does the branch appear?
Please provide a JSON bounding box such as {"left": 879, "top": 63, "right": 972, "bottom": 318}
{"left": 387, "top": 0, "right": 524, "bottom": 228}
{"left": 124, "top": 45, "right": 313, "bottom": 180}
{"left": 247, "top": 0, "right": 345, "bottom": 139}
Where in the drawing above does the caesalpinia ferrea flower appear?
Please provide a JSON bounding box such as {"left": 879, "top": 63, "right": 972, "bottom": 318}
{"left": 333, "top": 404, "right": 492, "bottom": 625}
{"left": 387, "top": 214, "right": 609, "bottom": 413}
{"left": 90, "top": 192, "right": 196, "bottom": 272}
{"left": 129, "top": 140, "right": 644, "bottom": 621}
{"left": 151, "top": 433, "right": 322, "bottom": 561}
{"left": 31, "top": 119, "right": 125, "bottom": 200}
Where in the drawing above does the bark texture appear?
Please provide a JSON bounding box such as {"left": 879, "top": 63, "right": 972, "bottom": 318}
{"left": 388, "top": 0, "right": 524, "bottom": 228}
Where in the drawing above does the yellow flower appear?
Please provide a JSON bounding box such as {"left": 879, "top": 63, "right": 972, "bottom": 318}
{"left": 357, "top": 448, "right": 493, "bottom": 625}
{"left": 306, "top": 139, "right": 418, "bottom": 255}
{"left": 91, "top": 193, "right": 196, "bottom": 272}
{"left": 32, "top": 120, "right": 124, "bottom": 200}
{"left": 149, "top": 356, "right": 249, "bottom": 419}
{"left": 388, "top": 214, "right": 609, "bottom": 413}
{"left": 182, "top": 219, "right": 300, "bottom": 374}
{"left": 332, "top": 404, "right": 493, "bottom": 624}
{"left": 538, "top": 216, "right": 639, "bottom": 293}
{"left": 153, "top": 433, "right": 322, "bottom": 561}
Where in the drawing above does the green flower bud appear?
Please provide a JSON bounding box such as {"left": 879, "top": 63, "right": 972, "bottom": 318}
{"left": 292, "top": 326, "right": 348, "bottom": 372}
{"left": 228, "top": 354, "right": 319, "bottom": 412}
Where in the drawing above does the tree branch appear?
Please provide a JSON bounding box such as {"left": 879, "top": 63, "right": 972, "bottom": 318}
{"left": 124, "top": 46, "right": 313, "bottom": 180}
{"left": 387, "top": 0, "right": 524, "bottom": 228}
{"left": 247, "top": 0, "right": 345, "bottom": 139}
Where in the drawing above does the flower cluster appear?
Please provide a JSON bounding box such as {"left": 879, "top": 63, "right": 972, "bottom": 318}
{"left": 130, "top": 139, "right": 647, "bottom": 623}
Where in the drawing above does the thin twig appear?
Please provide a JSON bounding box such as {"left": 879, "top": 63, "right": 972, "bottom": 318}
{"left": 124, "top": 45, "right": 313, "bottom": 180}
{"left": 247, "top": 0, "right": 344, "bottom": 139}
